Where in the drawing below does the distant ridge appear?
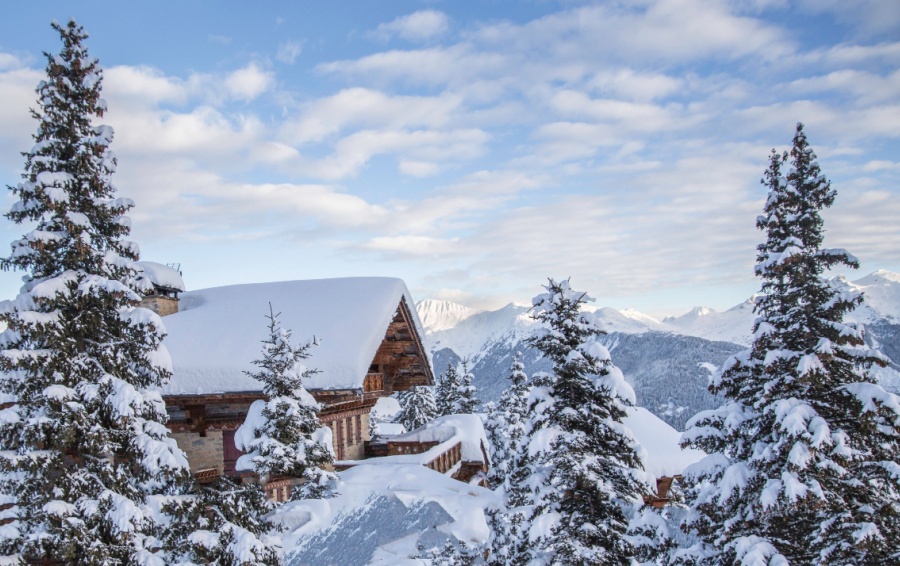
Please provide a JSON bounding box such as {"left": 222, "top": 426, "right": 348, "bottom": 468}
{"left": 416, "top": 271, "right": 900, "bottom": 430}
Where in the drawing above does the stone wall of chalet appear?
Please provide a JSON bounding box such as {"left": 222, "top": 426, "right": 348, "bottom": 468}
{"left": 172, "top": 430, "right": 224, "bottom": 474}
{"left": 140, "top": 296, "right": 179, "bottom": 317}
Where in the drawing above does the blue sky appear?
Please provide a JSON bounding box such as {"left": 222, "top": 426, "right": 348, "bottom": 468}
{"left": 1, "top": 1, "right": 898, "bottom": 316}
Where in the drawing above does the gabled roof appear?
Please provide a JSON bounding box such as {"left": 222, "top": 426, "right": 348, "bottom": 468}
{"left": 159, "top": 277, "right": 428, "bottom": 395}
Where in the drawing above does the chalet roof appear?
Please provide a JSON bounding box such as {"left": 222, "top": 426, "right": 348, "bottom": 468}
{"left": 159, "top": 277, "right": 428, "bottom": 395}
{"left": 136, "top": 261, "right": 186, "bottom": 293}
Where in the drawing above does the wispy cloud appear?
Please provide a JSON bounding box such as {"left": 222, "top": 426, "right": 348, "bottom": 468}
{"left": 369, "top": 10, "right": 450, "bottom": 43}
{"left": 1, "top": 0, "right": 897, "bottom": 312}
{"left": 276, "top": 40, "right": 303, "bottom": 64}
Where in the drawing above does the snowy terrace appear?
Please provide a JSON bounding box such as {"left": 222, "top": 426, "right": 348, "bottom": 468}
{"left": 335, "top": 414, "right": 489, "bottom": 482}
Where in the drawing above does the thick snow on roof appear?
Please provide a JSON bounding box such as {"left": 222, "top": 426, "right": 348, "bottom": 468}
{"left": 159, "top": 278, "right": 424, "bottom": 394}
{"left": 135, "top": 261, "right": 185, "bottom": 292}
{"left": 626, "top": 406, "right": 706, "bottom": 477}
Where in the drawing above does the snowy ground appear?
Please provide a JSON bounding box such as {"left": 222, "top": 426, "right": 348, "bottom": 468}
{"left": 274, "top": 464, "right": 499, "bottom": 565}
{"left": 273, "top": 407, "right": 702, "bottom": 565}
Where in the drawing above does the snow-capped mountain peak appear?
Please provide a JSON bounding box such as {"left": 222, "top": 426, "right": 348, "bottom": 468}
{"left": 860, "top": 269, "right": 900, "bottom": 284}
{"left": 620, "top": 308, "right": 663, "bottom": 327}
{"left": 844, "top": 270, "right": 900, "bottom": 322}
{"left": 415, "top": 299, "right": 481, "bottom": 333}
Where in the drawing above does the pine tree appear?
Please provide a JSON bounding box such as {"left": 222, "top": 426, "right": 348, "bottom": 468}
{"left": 166, "top": 477, "right": 278, "bottom": 566}
{"left": 520, "top": 278, "right": 650, "bottom": 565}
{"left": 396, "top": 385, "right": 438, "bottom": 432}
{"left": 435, "top": 363, "right": 462, "bottom": 417}
{"left": 484, "top": 354, "right": 529, "bottom": 489}
{"left": 0, "top": 20, "right": 191, "bottom": 564}
{"left": 681, "top": 123, "right": 899, "bottom": 564}
{"left": 485, "top": 354, "right": 532, "bottom": 565}
{"left": 236, "top": 303, "right": 338, "bottom": 501}
{"left": 453, "top": 358, "right": 480, "bottom": 415}
{"left": 421, "top": 539, "right": 478, "bottom": 565}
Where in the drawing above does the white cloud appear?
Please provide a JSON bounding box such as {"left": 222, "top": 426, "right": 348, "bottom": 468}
{"left": 2, "top": 2, "right": 898, "bottom": 314}
{"left": 279, "top": 88, "right": 462, "bottom": 145}
{"left": 277, "top": 40, "right": 303, "bottom": 64}
{"left": 588, "top": 69, "right": 684, "bottom": 101}
{"left": 105, "top": 104, "right": 263, "bottom": 157}
{"left": 371, "top": 10, "right": 450, "bottom": 43}
{"left": 0, "top": 65, "right": 43, "bottom": 171}
{"left": 734, "top": 101, "right": 900, "bottom": 141}
{"left": 104, "top": 65, "right": 188, "bottom": 106}
{"left": 225, "top": 63, "right": 274, "bottom": 101}
{"left": 363, "top": 235, "right": 460, "bottom": 257}
{"left": 788, "top": 69, "right": 900, "bottom": 104}
{"left": 319, "top": 44, "right": 508, "bottom": 89}
{"left": 398, "top": 160, "right": 441, "bottom": 177}
{"left": 862, "top": 160, "right": 900, "bottom": 172}
{"left": 308, "top": 128, "right": 489, "bottom": 180}
{"left": 0, "top": 53, "right": 24, "bottom": 71}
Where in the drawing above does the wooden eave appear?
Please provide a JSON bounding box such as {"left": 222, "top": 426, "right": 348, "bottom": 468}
{"left": 165, "top": 389, "right": 379, "bottom": 435}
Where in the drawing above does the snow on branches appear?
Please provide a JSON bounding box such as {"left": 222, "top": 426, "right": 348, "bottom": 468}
{"left": 511, "top": 278, "right": 651, "bottom": 565}
{"left": 681, "top": 124, "right": 900, "bottom": 564}
{"left": 235, "top": 303, "right": 338, "bottom": 500}
{"left": 0, "top": 20, "right": 191, "bottom": 564}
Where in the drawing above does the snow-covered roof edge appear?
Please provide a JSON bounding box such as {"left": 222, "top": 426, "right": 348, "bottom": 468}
{"left": 136, "top": 261, "right": 185, "bottom": 292}
{"left": 159, "top": 277, "right": 433, "bottom": 394}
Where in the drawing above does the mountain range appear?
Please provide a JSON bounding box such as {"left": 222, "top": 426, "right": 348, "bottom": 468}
{"left": 416, "top": 271, "right": 900, "bottom": 430}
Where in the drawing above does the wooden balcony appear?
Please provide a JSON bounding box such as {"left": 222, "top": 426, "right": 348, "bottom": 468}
{"left": 425, "top": 441, "right": 462, "bottom": 475}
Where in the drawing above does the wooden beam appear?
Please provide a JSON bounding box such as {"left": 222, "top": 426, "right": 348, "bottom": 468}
{"left": 185, "top": 404, "right": 207, "bottom": 437}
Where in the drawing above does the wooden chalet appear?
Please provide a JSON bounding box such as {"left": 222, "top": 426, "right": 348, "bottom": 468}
{"left": 142, "top": 277, "right": 434, "bottom": 487}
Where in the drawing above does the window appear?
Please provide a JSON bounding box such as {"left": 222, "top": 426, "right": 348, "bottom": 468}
{"left": 356, "top": 414, "right": 363, "bottom": 443}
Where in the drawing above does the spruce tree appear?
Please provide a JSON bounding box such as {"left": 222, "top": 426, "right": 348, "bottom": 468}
{"left": 484, "top": 353, "right": 529, "bottom": 489}
{"left": 0, "top": 20, "right": 191, "bottom": 564}
{"left": 681, "top": 123, "right": 899, "bottom": 564}
{"left": 453, "top": 358, "right": 480, "bottom": 415}
{"left": 396, "top": 385, "right": 438, "bottom": 432}
{"left": 485, "top": 354, "right": 532, "bottom": 565}
{"left": 236, "top": 303, "right": 338, "bottom": 501}
{"left": 166, "top": 477, "right": 278, "bottom": 566}
{"left": 521, "top": 278, "right": 650, "bottom": 565}
{"left": 435, "top": 363, "right": 462, "bottom": 417}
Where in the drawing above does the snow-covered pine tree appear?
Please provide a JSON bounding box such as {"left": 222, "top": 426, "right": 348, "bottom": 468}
{"left": 396, "top": 385, "right": 438, "bottom": 432}
{"left": 421, "top": 539, "right": 478, "bottom": 565}
{"left": 521, "top": 278, "right": 650, "bottom": 565}
{"left": 681, "top": 123, "right": 899, "bottom": 564}
{"left": 235, "top": 303, "right": 338, "bottom": 501}
{"left": 485, "top": 353, "right": 532, "bottom": 565}
{"left": 0, "top": 20, "right": 191, "bottom": 564}
{"left": 453, "top": 358, "right": 480, "bottom": 415}
{"left": 166, "top": 476, "right": 278, "bottom": 566}
{"left": 485, "top": 353, "right": 529, "bottom": 489}
{"left": 435, "top": 363, "right": 462, "bottom": 417}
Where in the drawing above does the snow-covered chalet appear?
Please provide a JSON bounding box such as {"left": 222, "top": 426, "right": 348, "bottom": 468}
{"left": 136, "top": 264, "right": 435, "bottom": 485}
